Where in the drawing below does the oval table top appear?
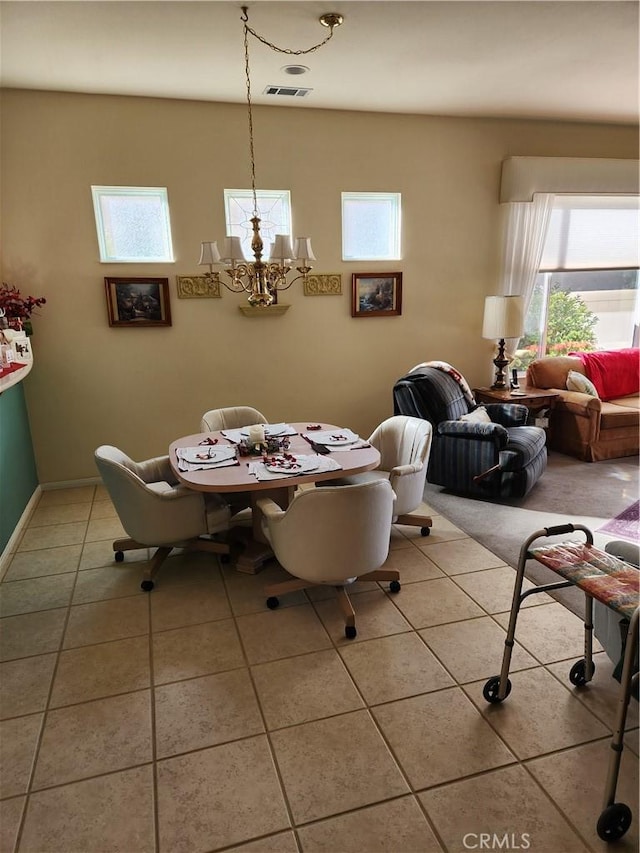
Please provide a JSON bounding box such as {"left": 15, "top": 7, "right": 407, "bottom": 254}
{"left": 169, "top": 422, "right": 380, "bottom": 493}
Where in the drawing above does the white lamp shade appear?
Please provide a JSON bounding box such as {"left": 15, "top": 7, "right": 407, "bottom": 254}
{"left": 482, "top": 295, "right": 524, "bottom": 339}
{"left": 198, "top": 241, "right": 221, "bottom": 265}
{"left": 220, "top": 236, "right": 245, "bottom": 263}
{"left": 270, "top": 234, "right": 294, "bottom": 263}
{"left": 293, "top": 237, "right": 316, "bottom": 262}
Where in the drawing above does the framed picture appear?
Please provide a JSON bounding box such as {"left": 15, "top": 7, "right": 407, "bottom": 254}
{"left": 351, "top": 272, "right": 402, "bottom": 317}
{"left": 105, "top": 277, "right": 172, "bottom": 327}
{"left": 11, "top": 335, "right": 32, "bottom": 361}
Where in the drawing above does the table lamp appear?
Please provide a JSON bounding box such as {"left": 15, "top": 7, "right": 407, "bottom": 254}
{"left": 482, "top": 295, "right": 524, "bottom": 389}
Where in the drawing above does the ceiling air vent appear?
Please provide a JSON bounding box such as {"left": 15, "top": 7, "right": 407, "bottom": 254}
{"left": 264, "top": 85, "right": 313, "bottom": 98}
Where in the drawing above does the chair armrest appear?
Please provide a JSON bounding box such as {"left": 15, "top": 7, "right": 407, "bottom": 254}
{"left": 389, "top": 462, "right": 422, "bottom": 478}
{"left": 135, "top": 455, "right": 179, "bottom": 486}
{"left": 146, "top": 481, "right": 197, "bottom": 500}
{"left": 552, "top": 388, "right": 602, "bottom": 416}
{"left": 255, "top": 497, "right": 285, "bottom": 520}
{"left": 485, "top": 404, "right": 528, "bottom": 427}
{"left": 437, "top": 420, "right": 509, "bottom": 443}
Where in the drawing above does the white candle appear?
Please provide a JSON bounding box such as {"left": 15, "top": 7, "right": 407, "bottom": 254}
{"left": 249, "top": 424, "right": 265, "bottom": 444}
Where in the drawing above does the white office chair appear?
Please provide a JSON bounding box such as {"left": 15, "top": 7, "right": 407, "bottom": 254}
{"left": 198, "top": 406, "right": 268, "bottom": 516}
{"left": 257, "top": 479, "right": 397, "bottom": 639}
{"left": 200, "top": 406, "right": 267, "bottom": 433}
{"left": 95, "top": 445, "right": 231, "bottom": 591}
{"left": 327, "top": 415, "right": 434, "bottom": 536}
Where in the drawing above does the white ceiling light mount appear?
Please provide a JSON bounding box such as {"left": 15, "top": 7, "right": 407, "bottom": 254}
{"left": 282, "top": 65, "right": 310, "bottom": 75}
{"left": 199, "top": 5, "right": 344, "bottom": 309}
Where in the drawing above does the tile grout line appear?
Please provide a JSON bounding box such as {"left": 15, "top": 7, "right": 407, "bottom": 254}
{"left": 11, "top": 485, "right": 95, "bottom": 853}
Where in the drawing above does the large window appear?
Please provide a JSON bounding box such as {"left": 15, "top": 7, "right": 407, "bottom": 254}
{"left": 224, "top": 189, "right": 291, "bottom": 259}
{"left": 341, "top": 192, "right": 401, "bottom": 261}
{"left": 91, "top": 187, "right": 174, "bottom": 263}
{"left": 515, "top": 196, "right": 639, "bottom": 368}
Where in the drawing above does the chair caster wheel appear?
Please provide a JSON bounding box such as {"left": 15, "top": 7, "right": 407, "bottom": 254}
{"left": 141, "top": 580, "right": 154, "bottom": 592}
{"left": 420, "top": 527, "right": 430, "bottom": 537}
{"left": 266, "top": 596, "right": 280, "bottom": 610}
{"left": 482, "top": 675, "right": 511, "bottom": 704}
{"left": 115, "top": 551, "right": 124, "bottom": 562}
{"left": 389, "top": 580, "right": 401, "bottom": 593}
{"left": 345, "top": 625, "right": 357, "bottom": 639}
{"left": 597, "top": 803, "right": 632, "bottom": 841}
{"left": 569, "top": 658, "right": 594, "bottom": 687}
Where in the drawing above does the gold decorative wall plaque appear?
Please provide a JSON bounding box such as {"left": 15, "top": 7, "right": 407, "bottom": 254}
{"left": 303, "top": 274, "right": 342, "bottom": 296}
{"left": 176, "top": 275, "right": 221, "bottom": 299}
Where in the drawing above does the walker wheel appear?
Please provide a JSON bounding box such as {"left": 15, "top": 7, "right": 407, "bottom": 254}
{"left": 483, "top": 675, "right": 511, "bottom": 704}
{"left": 345, "top": 625, "right": 357, "bottom": 639}
{"left": 115, "top": 551, "right": 124, "bottom": 562}
{"left": 266, "top": 596, "right": 279, "bottom": 610}
{"left": 420, "top": 527, "right": 430, "bottom": 537}
{"left": 389, "top": 580, "right": 401, "bottom": 593}
{"left": 569, "top": 658, "right": 594, "bottom": 687}
{"left": 597, "top": 803, "right": 632, "bottom": 841}
{"left": 141, "top": 580, "right": 154, "bottom": 592}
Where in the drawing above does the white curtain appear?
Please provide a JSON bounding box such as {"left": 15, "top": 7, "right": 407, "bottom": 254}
{"left": 500, "top": 192, "right": 554, "bottom": 310}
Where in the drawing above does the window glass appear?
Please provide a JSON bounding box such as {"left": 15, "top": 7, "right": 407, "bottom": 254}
{"left": 342, "top": 192, "right": 401, "bottom": 261}
{"left": 224, "top": 190, "right": 291, "bottom": 259}
{"left": 514, "top": 196, "right": 639, "bottom": 370}
{"left": 91, "top": 187, "right": 174, "bottom": 263}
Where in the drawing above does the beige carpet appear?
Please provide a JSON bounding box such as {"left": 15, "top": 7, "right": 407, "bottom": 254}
{"left": 424, "top": 451, "right": 639, "bottom": 616}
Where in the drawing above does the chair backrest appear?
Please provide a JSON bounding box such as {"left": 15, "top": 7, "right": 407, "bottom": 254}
{"left": 95, "top": 445, "right": 205, "bottom": 546}
{"left": 369, "top": 415, "right": 432, "bottom": 516}
{"left": 393, "top": 366, "right": 471, "bottom": 425}
{"left": 265, "top": 479, "right": 394, "bottom": 585}
{"left": 200, "top": 406, "right": 267, "bottom": 433}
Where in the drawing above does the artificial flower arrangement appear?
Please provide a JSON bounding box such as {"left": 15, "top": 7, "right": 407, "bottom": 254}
{"left": 0, "top": 283, "right": 47, "bottom": 335}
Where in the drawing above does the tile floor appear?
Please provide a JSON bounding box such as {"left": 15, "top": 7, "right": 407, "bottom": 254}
{"left": 0, "top": 485, "right": 638, "bottom": 853}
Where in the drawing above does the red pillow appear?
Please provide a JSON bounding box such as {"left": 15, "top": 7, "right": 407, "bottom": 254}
{"left": 570, "top": 349, "right": 640, "bottom": 401}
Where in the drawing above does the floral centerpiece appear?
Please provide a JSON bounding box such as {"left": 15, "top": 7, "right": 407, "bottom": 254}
{"left": 0, "top": 283, "right": 47, "bottom": 335}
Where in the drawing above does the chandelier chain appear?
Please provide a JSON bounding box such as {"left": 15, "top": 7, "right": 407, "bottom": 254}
{"left": 243, "top": 18, "right": 258, "bottom": 216}
{"left": 242, "top": 7, "right": 338, "bottom": 218}
{"left": 243, "top": 22, "right": 337, "bottom": 56}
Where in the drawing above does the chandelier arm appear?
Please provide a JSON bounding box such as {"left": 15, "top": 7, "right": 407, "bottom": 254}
{"left": 269, "top": 272, "right": 308, "bottom": 292}
{"left": 216, "top": 271, "right": 254, "bottom": 294}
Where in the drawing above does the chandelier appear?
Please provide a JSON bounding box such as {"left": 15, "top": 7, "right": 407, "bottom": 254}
{"left": 199, "top": 6, "right": 344, "bottom": 308}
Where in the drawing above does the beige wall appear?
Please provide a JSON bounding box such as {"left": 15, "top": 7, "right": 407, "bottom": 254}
{"left": 1, "top": 89, "right": 637, "bottom": 483}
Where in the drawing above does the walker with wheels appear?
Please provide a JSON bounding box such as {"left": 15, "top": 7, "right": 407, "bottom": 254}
{"left": 483, "top": 523, "right": 639, "bottom": 842}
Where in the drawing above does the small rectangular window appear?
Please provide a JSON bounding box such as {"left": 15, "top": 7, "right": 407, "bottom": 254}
{"left": 224, "top": 189, "right": 292, "bottom": 260}
{"left": 342, "top": 192, "right": 401, "bottom": 261}
{"left": 91, "top": 186, "right": 174, "bottom": 263}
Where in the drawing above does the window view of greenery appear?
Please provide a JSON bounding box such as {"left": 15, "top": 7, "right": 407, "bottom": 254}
{"left": 513, "top": 269, "right": 639, "bottom": 370}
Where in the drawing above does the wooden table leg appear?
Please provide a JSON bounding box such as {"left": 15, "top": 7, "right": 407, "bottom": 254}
{"left": 232, "top": 485, "right": 295, "bottom": 574}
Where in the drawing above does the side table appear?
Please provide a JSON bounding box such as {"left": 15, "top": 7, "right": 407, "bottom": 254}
{"left": 473, "top": 386, "right": 559, "bottom": 436}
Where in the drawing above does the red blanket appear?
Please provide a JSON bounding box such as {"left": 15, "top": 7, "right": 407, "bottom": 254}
{"left": 570, "top": 348, "right": 640, "bottom": 401}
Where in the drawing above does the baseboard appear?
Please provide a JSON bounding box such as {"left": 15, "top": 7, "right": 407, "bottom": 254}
{"left": 0, "top": 484, "right": 42, "bottom": 578}
{"left": 41, "top": 476, "right": 101, "bottom": 490}
{"left": 1, "top": 477, "right": 103, "bottom": 577}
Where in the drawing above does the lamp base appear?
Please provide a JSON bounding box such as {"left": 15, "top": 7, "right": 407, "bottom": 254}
{"left": 491, "top": 338, "right": 510, "bottom": 389}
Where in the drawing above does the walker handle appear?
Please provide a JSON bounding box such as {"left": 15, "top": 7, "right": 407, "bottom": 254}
{"left": 544, "top": 524, "right": 575, "bottom": 536}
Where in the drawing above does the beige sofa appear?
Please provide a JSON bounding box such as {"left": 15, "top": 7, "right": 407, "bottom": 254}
{"left": 526, "top": 354, "right": 639, "bottom": 462}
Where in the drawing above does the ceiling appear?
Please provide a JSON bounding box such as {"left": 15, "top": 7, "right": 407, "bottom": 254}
{"left": 1, "top": 1, "right": 638, "bottom": 125}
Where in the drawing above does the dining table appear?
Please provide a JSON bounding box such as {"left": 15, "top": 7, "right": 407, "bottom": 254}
{"left": 169, "top": 421, "right": 381, "bottom": 573}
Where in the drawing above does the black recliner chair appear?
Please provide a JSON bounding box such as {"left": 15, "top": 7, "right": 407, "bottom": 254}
{"left": 393, "top": 365, "right": 547, "bottom": 498}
